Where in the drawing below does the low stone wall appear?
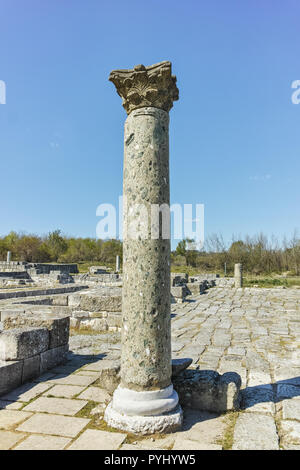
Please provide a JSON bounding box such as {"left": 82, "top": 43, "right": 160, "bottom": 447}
{"left": 215, "top": 278, "right": 235, "bottom": 288}
{"left": 0, "top": 314, "right": 70, "bottom": 395}
{"left": 0, "top": 284, "right": 88, "bottom": 300}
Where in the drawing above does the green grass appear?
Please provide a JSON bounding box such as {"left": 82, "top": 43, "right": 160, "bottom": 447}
{"left": 243, "top": 276, "right": 300, "bottom": 288}
{"left": 216, "top": 411, "right": 239, "bottom": 450}
{"left": 76, "top": 262, "right": 115, "bottom": 274}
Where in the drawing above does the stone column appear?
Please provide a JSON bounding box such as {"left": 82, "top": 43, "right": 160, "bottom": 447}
{"left": 7, "top": 251, "right": 11, "bottom": 263}
{"left": 115, "top": 255, "right": 120, "bottom": 273}
{"left": 105, "top": 62, "right": 182, "bottom": 434}
{"left": 234, "top": 263, "right": 243, "bottom": 288}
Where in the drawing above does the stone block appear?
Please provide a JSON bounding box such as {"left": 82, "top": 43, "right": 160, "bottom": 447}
{"left": 68, "top": 291, "right": 122, "bottom": 312}
{"left": 0, "top": 360, "right": 23, "bottom": 396}
{"left": 22, "top": 355, "right": 41, "bottom": 383}
{"left": 3, "top": 314, "right": 70, "bottom": 349}
{"left": 186, "top": 282, "right": 205, "bottom": 295}
{"left": 0, "top": 328, "right": 49, "bottom": 361}
{"left": 173, "top": 369, "right": 241, "bottom": 413}
{"left": 40, "top": 345, "right": 68, "bottom": 374}
{"left": 171, "top": 358, "right": 192, "bottom": 377}
{"left": 52, "top": 295, "right": 68, "bottom": 306}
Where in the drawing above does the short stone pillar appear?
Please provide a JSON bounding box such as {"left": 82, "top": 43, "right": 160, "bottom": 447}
{"left": 115, "top": 255, "right": 120, "bottom": 273}
{"left": 104, "top": 62, "right": 182, "bottom": 434}
{"left": 234, "top": 263, "right": 243, "bottom": 288}
{"left": 7, "top": 251, "right": 11, "bottom": 263}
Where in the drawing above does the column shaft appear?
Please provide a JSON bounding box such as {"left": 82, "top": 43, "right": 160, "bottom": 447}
{"left": 122, "top": 107, "right": 171, "bottom": 391}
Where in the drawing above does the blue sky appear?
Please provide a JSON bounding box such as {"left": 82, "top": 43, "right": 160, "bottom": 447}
{"left": 0, "top": 0, "right": 299, "bottom": 249}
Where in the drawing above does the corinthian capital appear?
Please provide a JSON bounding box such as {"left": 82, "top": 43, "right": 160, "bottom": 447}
{"left": 109, "top": 61, "right": 179, "bottom": 115}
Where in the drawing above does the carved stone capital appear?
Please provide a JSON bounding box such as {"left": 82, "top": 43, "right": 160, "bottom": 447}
{"left": 109, "top": 61, "right": 179, "bottom": 115}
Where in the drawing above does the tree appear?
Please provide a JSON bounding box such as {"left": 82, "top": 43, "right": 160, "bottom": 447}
{"left": 47, "top": 230, "right": 68, "bottom": 261}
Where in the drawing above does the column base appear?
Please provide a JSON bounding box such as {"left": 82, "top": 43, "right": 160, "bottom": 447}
{"left": 104, "top": 384, "right": 183, "bottom": 435}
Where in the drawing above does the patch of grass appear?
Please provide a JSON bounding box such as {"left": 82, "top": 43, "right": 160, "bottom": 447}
{"left": 243, "top": 277, "right": 300, "bottom": 288}
{"left": 217, "top": 411, "right": 239, "bottom": 450}
{"left": 76, "top": 262, "right": 115, "bottom": 274}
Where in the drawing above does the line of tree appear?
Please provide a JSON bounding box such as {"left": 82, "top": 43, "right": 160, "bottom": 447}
{"left": 172, "top": 232, "right": 300, "bottom": 275}
{"left": 0, "top": 230, "right": 299, "bottom": 275}
{"left": 0, "top": 230, "right": 122, "bottom": 265}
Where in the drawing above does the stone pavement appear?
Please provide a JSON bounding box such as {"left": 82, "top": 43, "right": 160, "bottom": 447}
{"left": 0, "top": 286, "right": 299, "bottom": 450}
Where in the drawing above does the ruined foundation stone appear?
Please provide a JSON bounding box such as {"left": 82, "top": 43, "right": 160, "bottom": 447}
{"left": 116, "top": 255, "right": 120, "bottom": 273}
{"left": 234, "top": 263, "right": 243, "bottom": 288}
{"left": 104, "top": 61, "right": 182, "bottom": 434}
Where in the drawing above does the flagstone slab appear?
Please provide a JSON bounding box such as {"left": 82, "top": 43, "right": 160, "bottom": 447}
{"left": 0, "top": 382, "right": 53, "bottom": 403}
{"left": 43, "top": 384, "right": 85, "bottom": 399}
{"left": 23, "top": 397, "right": 88, "bottom": 416}
{"left": 0, "top": 400, "right": 23, "bottom": 410}
{"left": 14, "top": 434, "right": 71, "bottom": 450}
{"left": 232, "top": 413, "right": 279, "bottom": 450}
{"left": 0, "top": 410, "right": 32, "bottom": 429}
{"left": 68, "top": 429, "right": 126, "bottom": 450}
{"left": 76, "top": 386, "right": 111, "bottom": 403}
{"left": 17, "top": 413, "right": 90, "bottom": 437}
{"left": 173, "top": 438, "right": 222, "bottom": 450}
{"left": 47, "top": 374, "right": 97, "bottom": 387}
{"left": 282, "top": 398, "right": 300, "bottom": 421}
{"left": 0, "top": 430, "right": 26, "bottom": 450}
{"left": 280, "top": 420, "right": 300, "bottom": 445}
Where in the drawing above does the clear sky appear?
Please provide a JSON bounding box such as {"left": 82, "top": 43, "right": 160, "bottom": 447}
{"left": 0, "top": 0, "right": 299, "bottom": 249}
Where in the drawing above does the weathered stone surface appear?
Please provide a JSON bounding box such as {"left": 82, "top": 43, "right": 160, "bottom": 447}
{"left": 23, "top": 397, "right": 88, "bottom": 416}
{"left": 0, "top": 327, "right": 49, "bottom": 360}
{"left": 172, "top": 438, "right": 222, "bottom": 450}
{"left": 68, "top": 429, "right": 126, "bottom": 450}
{"left": 186, "top": 282, "right": 205, "bottom": 295}
{"left": 121, "top": 106, "right": 172, "bottom": 391}
{"left": 280, "top": 420, "right": 300, "bottom": 445}
{"left": 14, "top": 434, "right": 71, "bottom": 450}
{"left": 0, "top": 400, "right": 23, "bottom": 410}
{"left": 22, "top": 355, "right": 40, "bottom": 382}
{"left": 77, "top": 386, "right": 111, "bottom": 403}
{"left": 3, "top": 314, "right": 70, "bottom": 349}
{"left": 0, "top": 410, "right": 32, "bottom": 430}
{"left": 105, "top": 402, "right": 182, "bottom": 435}
{"left": 68, "top": 291, "right": 121, "bottom": 312}
{"left": 47, "top": 372, "right": 97, "bottom": 387}
{"left": 43, "top": 384, "right": 85, "bottom": 398}
{"left": 173, "top": 369, "right": 241, "bottom": 412}
{"left": 232, "top": 413, "right": 279, "bottom": 450}
{"left": 109, "top": 61, "right": 178, "bottom": 115}
{"left": 40, "top": 344, "right": 68, "bottom": 373}
{"left": 234, "top": 263, "right": 243, "bottom": 288}
{"left": 0, "top": 360, "right": 23, "bottom": 396}
{"left": 0, "top": 430, "right": 26, "bottom": 450}
{"left": 17, "top": 413, "right": 90, "bottom": 437}
{"left": 282, "top": 398, "right": 300, "bottom": 421}
{"left": 0, "top": 382, "right": 52, "bottom": 402}
{"left": 171, "top": 358, "right": 193, "bottom": 377}
{"left": 242, "top": 386, "right": 276, "bottom": 415}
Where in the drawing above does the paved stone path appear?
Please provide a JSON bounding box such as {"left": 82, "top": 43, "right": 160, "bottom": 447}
{"left": 0, "top": 287, "right": 300, "bottom": 450}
